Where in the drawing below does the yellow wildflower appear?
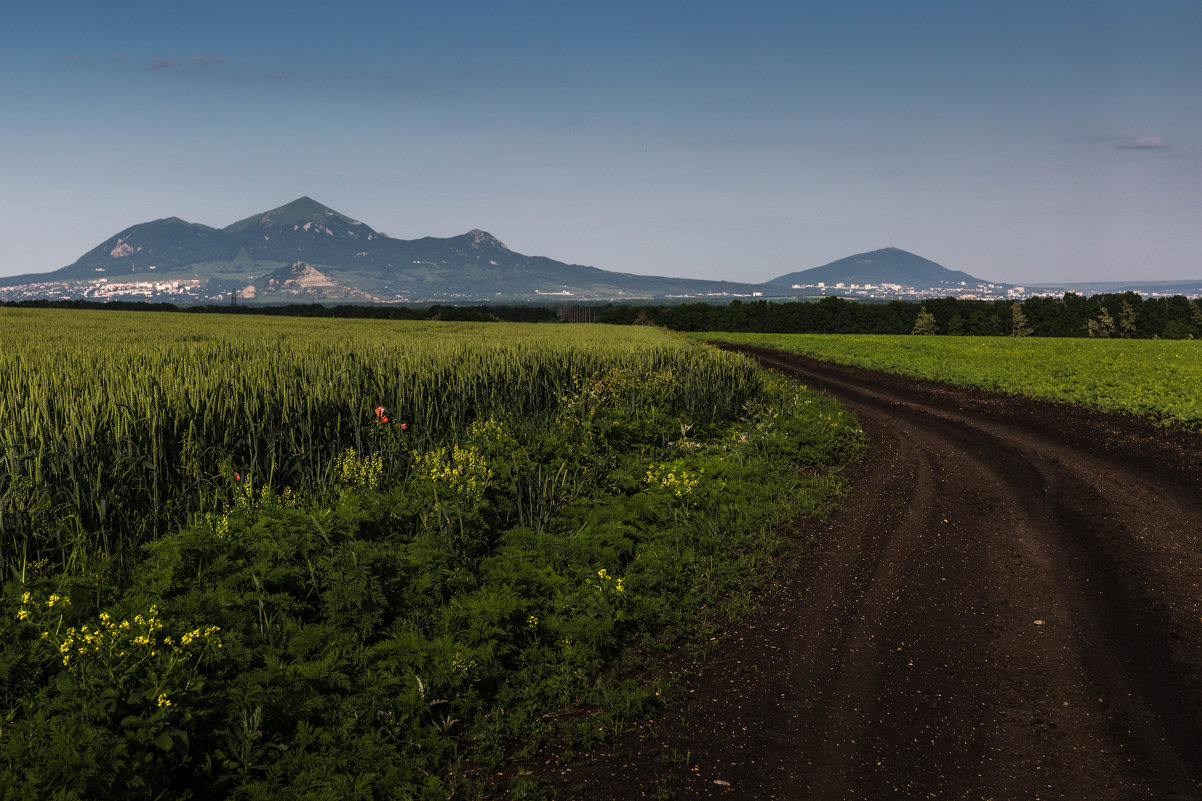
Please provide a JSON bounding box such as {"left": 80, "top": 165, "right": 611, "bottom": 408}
{"left": 451, "top": 651, "right": 477, "bottom": 675}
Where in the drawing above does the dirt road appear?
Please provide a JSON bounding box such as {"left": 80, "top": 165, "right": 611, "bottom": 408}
{"left": 540, "top": 346, "right": 1202, "bottom": 800}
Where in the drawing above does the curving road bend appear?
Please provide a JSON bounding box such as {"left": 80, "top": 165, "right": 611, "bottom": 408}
{"left": 540, "top": 345, "right": 1202, "bottom": 800}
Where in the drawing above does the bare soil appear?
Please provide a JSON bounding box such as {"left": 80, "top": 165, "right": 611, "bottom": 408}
{"left": 525, "top": 345, "right": 1202, "bottom": 800}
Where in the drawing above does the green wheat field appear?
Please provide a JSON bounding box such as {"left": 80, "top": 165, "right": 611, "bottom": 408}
{"left": 0, "top": 308, "right": 862, "bottom": 799}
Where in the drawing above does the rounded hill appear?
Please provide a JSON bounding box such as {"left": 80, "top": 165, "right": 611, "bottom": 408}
{"left": 769, "top": 247, "right": 989, "bottom": 288}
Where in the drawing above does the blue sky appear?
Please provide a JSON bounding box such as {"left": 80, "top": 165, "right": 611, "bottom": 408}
{"left": 2, "top": 0, "right": 1199, "bottom": 284}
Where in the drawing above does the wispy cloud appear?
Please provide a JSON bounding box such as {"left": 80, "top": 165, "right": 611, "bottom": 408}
{"left": 151, "top": 54, "right": 229, "bottom": 70}
{"left": 1116, "top": 136, "right": 1169, "bottom": 150}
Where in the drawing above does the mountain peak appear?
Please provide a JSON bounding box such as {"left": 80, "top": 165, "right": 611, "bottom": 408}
{"left": 768, "top": 247, "right": 991, "bottom": 288}
{"left": 463, "top": 229, "right": 508, "bottom": 250}
{"left": 257, "top": 196, "right": 339, "bottom": 222}
{"left": 274, "top": 196, "right": 328, "bottom": 214}
{"left": 224, "top": 197, "right": 370, "bottom": 235}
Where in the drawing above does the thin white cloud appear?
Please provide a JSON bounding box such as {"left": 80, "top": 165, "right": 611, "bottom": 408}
{"left": 151, "top": 54, "right": 228, "bottom": 70}
{"left": 1116, "top": 136, "right": 1169, "bottom": 150}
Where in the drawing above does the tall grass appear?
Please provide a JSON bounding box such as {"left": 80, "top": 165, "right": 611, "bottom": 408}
{"left": 1, "top": 309, "right": 760, "bottom": 578}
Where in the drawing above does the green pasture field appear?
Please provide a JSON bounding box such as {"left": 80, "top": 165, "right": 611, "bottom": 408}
{"left": 0, "top": 308, "right": 863, "bottom": 799}
{"left": 695, "top": 332, "right": 1202, "bottom": 430}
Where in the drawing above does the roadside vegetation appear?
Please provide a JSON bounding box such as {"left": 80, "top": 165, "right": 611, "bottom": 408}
{"left": 698, "top": 332, "right": 1202, "bottom": 429}
{"left": 0, "top": 309, "right": 863, "bottom": 799}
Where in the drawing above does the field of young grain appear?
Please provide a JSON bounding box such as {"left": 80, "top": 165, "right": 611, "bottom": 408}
{"left": 696, "top": 332, "right": 1202, "bottom": 429}
{"left": 0, "top": 309, "right": 862, "bottom": 799}
{"left": 2, "top": 309, "right": 763, "bottom": 576}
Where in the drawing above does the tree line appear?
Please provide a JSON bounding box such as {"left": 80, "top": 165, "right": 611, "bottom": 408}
{"left": 7, "top": 294, "right": 1202, "bottom": 338}
{"left": 596, "top": 293, "right": 1202, "bottom": 339}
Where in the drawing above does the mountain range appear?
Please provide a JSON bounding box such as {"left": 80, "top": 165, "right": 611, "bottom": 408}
{"left": 0, "top": 197, "right": 768, "bottom": 302}
{"left": 10, "top": 197, "right": 1192, "bottom": 304}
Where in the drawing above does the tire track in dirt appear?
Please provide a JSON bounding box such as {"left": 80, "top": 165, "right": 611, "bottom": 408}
{"left": 533, "top": 346, "right": 1202, "bottom": 800}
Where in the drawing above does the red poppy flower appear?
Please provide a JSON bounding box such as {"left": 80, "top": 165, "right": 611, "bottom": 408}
{"left": 400, "top": 423, "right": 408, "bottom": 431}
{"left": 234, "top": 472, "right": 241, "bottom": 481}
